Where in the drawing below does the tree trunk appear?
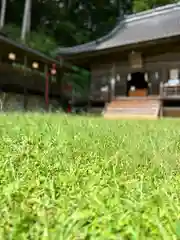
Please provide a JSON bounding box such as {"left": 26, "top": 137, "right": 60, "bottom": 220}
{"left": 0, "top": 0, "right": 7, "bottom": 29}
{"left": 21, "top": 0, "right": 31, "bottom": 41}
{"left": 26, "top": 0, "right": 31, "bottom": 33}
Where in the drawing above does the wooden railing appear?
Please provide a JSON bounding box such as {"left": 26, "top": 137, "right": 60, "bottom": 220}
{"left": 160, "top": 82, "right": 180, "bottom": 98}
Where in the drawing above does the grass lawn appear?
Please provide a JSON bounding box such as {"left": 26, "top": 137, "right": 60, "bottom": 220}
{"left": 0, "top": 114, "right": 180, "bottom": 239}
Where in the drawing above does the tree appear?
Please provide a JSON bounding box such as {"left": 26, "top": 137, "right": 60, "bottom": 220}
{"left": 0, "top": 0, "right": 7, "bottom": 28}
{"left": 21, "top": 0, "right": 31, "bottom": 41}
{"left": 2, "top": 0, "right": 178, "bottom": 50}
{"left": 133, "top": 0, "right": 178, "bottom": 12}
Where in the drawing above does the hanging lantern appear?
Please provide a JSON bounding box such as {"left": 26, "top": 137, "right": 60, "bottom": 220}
{"left": 51, "top": 69, "right": 56, "bottom": 75}
{"left": 32, "top": 62, "right": 39, "bottom": 69}
{"left": 144, "top": 72, "right": 148, "bottom": 82}
{"left": 51, "top": 63, "right": 57, "bottom": 75}
{"left": 8, "top": 52, "right": 16, "bottom": 60}
{"left": 127, "top": 74, "right": 131, "bottom": 81}
{"left": 116, "top": 74, "right": 121, "bottom": 82}
{"left": 110, "top": 77, "right": 115, "bottom": 86}
{"left": 155, "top": 72, "right": 159, "bottom": 79}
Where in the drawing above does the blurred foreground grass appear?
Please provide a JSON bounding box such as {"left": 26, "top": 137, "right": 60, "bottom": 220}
{"left": 0, "top": 114, "right": 180, "bottom": 239}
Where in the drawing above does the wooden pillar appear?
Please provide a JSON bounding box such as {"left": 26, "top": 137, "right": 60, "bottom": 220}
{"left": 59, "top": 69, "right": 65, "bottom": 107}
{"left": 115, "top": 71, "right": 127, "bottom": 97}
{"left": 148, "top": 71, "right": 160, "bottom": 95}
{"left": 110, "top": 63, "right": 116, "bottom": 101}
{"left": 87, "top": 70, "right": 92, "bottom": 110}
{"left": 161, "top": 68, "right": 168, "bottom": 83}
{"left": 107, "top": 80, "right": 111, "bottom": 103}
{"left": 160, "top": 82, "right": 163, "bottom": 98}
{"left": 44, "top": 64, "right": 49, "bottom": 111}
{"left": 50, "top": 63, "right": 57, "bottom": 98}
{"left": 23, "top": 56, "right": 28, "bottom": 110}
{"left": 59, "top": 57, "right": 64, "bottom": 102}
{"left": 159, "top": 92, "right": 163, "bottom": 117}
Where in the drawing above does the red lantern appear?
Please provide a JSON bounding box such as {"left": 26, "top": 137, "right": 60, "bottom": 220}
{"left": 51, "top": 63, "right": 56, "bottom": 75}
{"left": 51, "top": 68, "right": 56, "bottom": 75}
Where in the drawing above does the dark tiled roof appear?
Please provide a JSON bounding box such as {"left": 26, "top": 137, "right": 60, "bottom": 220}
{"left": 55, "top": 3, "right": 180, "bottom": 56}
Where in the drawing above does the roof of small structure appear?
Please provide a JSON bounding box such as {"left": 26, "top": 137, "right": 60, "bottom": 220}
{"left": 0, "top": 33, "right": 72, "bottom": 69}
{"left": 55, "top": 3, "right": 180, "bottom": 56}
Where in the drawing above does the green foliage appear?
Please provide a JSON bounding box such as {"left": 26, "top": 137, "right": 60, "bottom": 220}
{"left": 1, "top": 24, "right": 56, "bottom": 55}
{"left": 0, "top": 115, "right": 180, "bottom": 238}
{"left": 133, "top": 0, "right": 178, "bottom": 12}
{"left": 61, "top": 70, "right": 90, "bottom": 99}
{"left": 1, "top": 24, "right": 21, "bottom": 41}
{"left": 133, "top": 0, "right": 151, "bottom": 12}
{"left": 26, "top": 30, "right": 57, "bottom": 54}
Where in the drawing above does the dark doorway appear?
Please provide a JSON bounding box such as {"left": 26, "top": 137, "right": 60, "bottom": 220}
{"left": 127, "top": 72, "right": 148, "bottom": 96}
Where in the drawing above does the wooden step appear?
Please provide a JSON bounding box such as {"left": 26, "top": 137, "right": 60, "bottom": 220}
{"left": 108, "top": 100, "right": 158, "bottom": 106}
{"left": 107, "top": 104, "right": 159, "bottom": 110}
{"left": 104, "top": 98, "right": 160, "bottom": 119}
{"left": 107, "top": 108, "right": 158, "bottom": 114}
{"left": 104, "top": 113, "right": 159, "bottom": 119}
{"left": 108, "top": 103, "right": 158, "bottom": 108}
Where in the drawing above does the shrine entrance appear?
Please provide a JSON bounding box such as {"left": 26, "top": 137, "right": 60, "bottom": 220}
{"left": 127, "top": 72, "right": 148, "bottom": 97}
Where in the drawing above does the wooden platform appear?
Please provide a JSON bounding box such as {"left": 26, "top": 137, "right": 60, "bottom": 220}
{"left": 163, "top": 107, "right": 180, "bottom": 117}
{"left": 104, "top": 97, "right": 160, "bottom": 119}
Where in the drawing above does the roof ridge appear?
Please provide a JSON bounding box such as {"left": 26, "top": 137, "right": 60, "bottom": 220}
{"left": 95, "top": 2, "right": 180, "bottom": 44}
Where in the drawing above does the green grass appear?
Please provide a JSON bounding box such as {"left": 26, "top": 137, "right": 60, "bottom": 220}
{"left": 0, "top": 114, "right": 180, "bottom": 239}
